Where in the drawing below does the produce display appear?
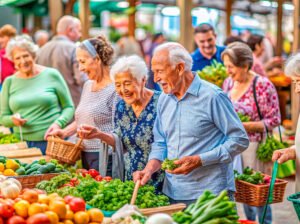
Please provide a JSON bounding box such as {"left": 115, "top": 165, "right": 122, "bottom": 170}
{"left": 0, "top": 133, "right": 20, "bottom": 144}
{"left": 161, "top": 159, "right": 179, "bottom": 171}
{"left": 172, "top": 190, "right": 239, "bottom": 224}
{"left": 197, "top": 60, "right": 228, "bottom": 87}
{"left": 37, "top": 173, "right": 169, "bottom": 211}
{"left": 237, "top": 112, "right": 250, "bottom": 122}
{"left": 256, "top": 136, "right": 289, "bottom": 162}
{"left": 0, "top": 157, "right": 66, "bottom": 176}
{"left": 235, "top": 167, "right": 275, "bottom": 185}
{"left": 0, "top": 177, "right": 104, "bottom": 224}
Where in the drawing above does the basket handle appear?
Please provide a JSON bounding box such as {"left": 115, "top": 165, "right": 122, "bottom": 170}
{"left": 260, "top": 161, "right": 279, "bottom": 223}
{"left": 74, "top": 137, "right": 83, "bottom": 150}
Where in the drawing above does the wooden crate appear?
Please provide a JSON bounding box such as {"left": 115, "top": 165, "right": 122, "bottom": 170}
{"left": 140, "top": 203, "right": 186, "bottom": 216}
{"left": 0, "top": 148, "right": 42, "bottom": 158}
{"left": 0, "top": 142, "right": 28, "bottom": 151}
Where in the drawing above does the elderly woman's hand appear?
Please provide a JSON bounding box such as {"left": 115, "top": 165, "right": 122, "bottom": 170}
{"left": 77, "top": 125, "right": 101, "bottom": 139}
{"left": 12, "top": 113, "right": 27, "bottom": 126}
{"left": 272, "top": 147, "right": 296, "bottom": 164}
{"left": 168, "top": 155, "right": 202, "bottom": 175}
{"left": 44, "top": 124, "right": 63, "bottom": 140}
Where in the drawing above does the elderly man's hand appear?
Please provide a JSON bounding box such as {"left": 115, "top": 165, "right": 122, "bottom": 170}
{"left": 168, "top": 155, "right": 202, "bottom": 175}
{"left": 272, "top": 147, "right": 296, "bottom": 164}
{"left": 133, "top": 170, "right": 152, "bottom": 186}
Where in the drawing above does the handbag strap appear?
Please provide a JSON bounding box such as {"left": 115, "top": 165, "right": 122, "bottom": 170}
{"left": 253, "top": 76, "right": 269, "bottom": 136}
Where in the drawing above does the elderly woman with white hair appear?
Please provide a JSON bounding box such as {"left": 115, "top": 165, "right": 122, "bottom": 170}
{"left": 78, "top": 55, "right": 164, "bottom": 190}
{"left": 0, "top": 35, "right": 74, "bottom": 154}
{"left": 273, "top": 53, "right": 300, "bottom": 193}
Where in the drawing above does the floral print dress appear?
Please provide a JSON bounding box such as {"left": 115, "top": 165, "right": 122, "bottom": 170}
{"left": 114, "top": 91, "right": 164, "bottom": 191}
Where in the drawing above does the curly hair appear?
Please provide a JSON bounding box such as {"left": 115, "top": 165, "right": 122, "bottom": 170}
{"left": 79, "top": 35, "right": 114, "bottom": 66}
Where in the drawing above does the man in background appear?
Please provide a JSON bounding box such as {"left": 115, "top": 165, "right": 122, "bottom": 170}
{"left": 36, "top": 15, "right": 84, "bottom": 107}
{"left": 34, "top": 30, "right": 50, "bottom": 48}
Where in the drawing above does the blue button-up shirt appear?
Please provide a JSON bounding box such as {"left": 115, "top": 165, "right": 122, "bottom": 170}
{"left": 191, "top": 45, "right": 226, "bottom": 72}
{"left": 149, "top": 74, "right": 249, "bottom": 200}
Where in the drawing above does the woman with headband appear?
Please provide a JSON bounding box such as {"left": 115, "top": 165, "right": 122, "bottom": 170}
{"left": 48, "top": 36, "right": 118, "bottom": 177}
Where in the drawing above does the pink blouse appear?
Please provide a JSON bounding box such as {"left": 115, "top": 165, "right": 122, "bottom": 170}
{"left": 222, "top": 75, "right": 281, "bottom": 142}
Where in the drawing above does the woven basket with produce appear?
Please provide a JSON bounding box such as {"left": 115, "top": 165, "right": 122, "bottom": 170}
{"left": 234, "top": 167, "right": 287, "bottom": 207}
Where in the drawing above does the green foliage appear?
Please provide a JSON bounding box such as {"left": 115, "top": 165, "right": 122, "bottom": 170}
{"left": 234, "top": 167, "right": 264, "bottom": 185}
{"left": 237, "top": 112, "right": 250, "bottom": 122}
{"left": 161, "top": 158, "right": 179, "bottom": 171}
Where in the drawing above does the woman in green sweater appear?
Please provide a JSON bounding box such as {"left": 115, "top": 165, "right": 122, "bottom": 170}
{"left": 0, "top": 35, "right": 74, "bottom": 154}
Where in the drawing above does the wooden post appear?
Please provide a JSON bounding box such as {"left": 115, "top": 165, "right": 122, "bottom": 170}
{"left": 226, "top": 0, "right": 233, "bottom": 37}
{"left": 292, "top": 0, "right": 300, "bottom": 130}
{"left": 65, "top": 0, "right": 77, "bottom": 15}
{"left": 276, "top": 0, "right": 283, "bottom": 56}
{"left": 128, "top": 0, "right": 136, "bottom": 37}
{"left": 48, "top": 0, "right": 63, "bottom": 34}
{"left": 177, "top": 0, "right": 193, "bottom": 52}
{"left": 79, "top": 0, "right": 90, "bottom": 39}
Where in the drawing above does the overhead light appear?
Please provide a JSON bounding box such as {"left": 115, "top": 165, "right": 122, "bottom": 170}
{"left": 117, "top": 1, "right": 129, "bottom": 8}
{"left": 161, "top": 6, "right": 180, "bottom": 16}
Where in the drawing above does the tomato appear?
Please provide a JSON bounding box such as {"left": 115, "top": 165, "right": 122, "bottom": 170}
{"left": 64, "top": 195, "right": 75, "bottom": 204}
{"left": 26, "top": 213, "right": 51, "bottom": 224}
{"left": 61, "top": 183, "right": 74, "bottom": 188}
{"left": 76, "top": 169, "right": 88, "bottom": 177}
{"left": 94, "top": 175, "right": 102, "bottom": 182}
{"left": 69, "top": 198, "right": 86, "bottom": 213}
{"left": 103, "top": 176, "right": 112, "bottom": 182}
{"left": 88, "top": 169, "right": 99, "bottom": 178}
{"left": 7, "top": 216, "right": 26, "bottom": 224}
{"left": 0, "top": 202, "right": 14, "bottom": 218}
{"left": 70, "top": 178, "right": 79, "bottom": 186}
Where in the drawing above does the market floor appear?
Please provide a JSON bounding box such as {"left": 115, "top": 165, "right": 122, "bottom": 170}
{"left": 237, "top": 176, "right": 298, "bottom": 224}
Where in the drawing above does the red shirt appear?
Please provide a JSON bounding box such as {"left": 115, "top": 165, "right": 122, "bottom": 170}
{"left": 0, "top": 49, "right": 15, "bottom": 83}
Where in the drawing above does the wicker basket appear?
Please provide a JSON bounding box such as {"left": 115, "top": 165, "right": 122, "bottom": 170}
{"left": 46, "top": 136, "right": 83, "bottom": 165}
{"left": 235, "top": 177, "right": 288, "bottom": 207}
{"left": 14, "top": 173, "right": 60, "bottom": 188}
{"left": 287, "top": 192, "right": 300, "bottom": 220}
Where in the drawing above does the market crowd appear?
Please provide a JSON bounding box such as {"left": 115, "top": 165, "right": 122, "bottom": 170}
{"left": 0, "top": 15, "right": 299, "bottom": 224}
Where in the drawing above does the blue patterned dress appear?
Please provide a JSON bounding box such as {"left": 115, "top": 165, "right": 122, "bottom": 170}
{"left": 114, "top": 91, "right": 164, "bottom": 191}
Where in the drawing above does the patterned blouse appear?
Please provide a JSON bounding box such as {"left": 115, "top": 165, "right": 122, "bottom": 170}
{"left": 75, "top": 80, "right": 117, "bottom": 152}
{"left": 114, "top": 91, "right": 164, "bottom": 190}
{"left": 222, "top": 75, "right": 281, "bottom": 142}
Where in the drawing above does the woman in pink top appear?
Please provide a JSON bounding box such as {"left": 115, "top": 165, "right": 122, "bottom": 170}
{"left": 222, "top": 42, "right": 280, "bottom": 224}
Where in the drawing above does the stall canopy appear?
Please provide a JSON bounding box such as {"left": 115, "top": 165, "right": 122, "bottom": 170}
{"left": 0, "top": 0, "right": 47, "bottom": 16}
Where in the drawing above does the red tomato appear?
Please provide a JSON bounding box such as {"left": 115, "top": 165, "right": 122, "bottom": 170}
{"left": 76, "top": 169, "right": 88, "bottom": 177}
{"left": 69, "top": 197, "right": 86, "bottom": 213}
{"left": 0, "top": 217, "right": 3, "bottom": 224}
{"left": 94, "top": 175, "right": 102, "bottom": 182}
{"left": 0, "top": 202, "right": 14, "bottom": 218}
{"left": 7, "top": 216, "right": 26, "bottom": 224}
{"left": 103, "top": 176, "right": 112, "bottom": 182}
{"left": 26, "top": 214, "right": 51, "bottom": 224}
{"left": 70, "top": 178, "right": 79, "bottom": 186}
{"left": 88, "top": 169, "right": 99, "bottom": 178}
{"left": 64, "top": 195, "right": 75, "bottom": 204}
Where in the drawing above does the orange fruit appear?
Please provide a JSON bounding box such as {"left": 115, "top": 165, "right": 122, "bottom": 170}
{"left": 74, "top": 211, "right": 89, "bottom": 224}
{"left": 40, "top": 203, "right": 49, "bottom": 212}
{"left": 65, "top": 210, "right": 74, "bottom": 220}
{"left": 45, "top": 211, "right": 59, "bottom": 224}
{"left": 28, "top": 203, "right": 45, "bottom": 216}
{"left": 87, "top": 209, "right": 103, "bottom": 223}
{"left": 49, "top": 201, "right": 67, "bottom": 220}
{"left": 14, "top": 200, "right": 30, "bottom": 218}
{"left": 64, "top": 220, "right": 74, "bottom": 224}
{"left": 38, "top": 194, "right": 50, "bottom": 205}
{"left": 22, "top": 190, "right": 39, "bottom": 204}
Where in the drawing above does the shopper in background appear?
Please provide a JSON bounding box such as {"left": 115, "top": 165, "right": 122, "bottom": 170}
{"left": 36, "top": 15, "right": 85, "bottom": 107}
{"left": 48, "top": 36, "right": 118, "bottom": 177}
{"left": 191, "top": 23, "right": 225, "bottom": 72}
{"left": 0, "top": 35, "right": 74, "bottom": 154}
{"left": 0, "top": 24, "right": 17, "bottom": 88}
{"left": 34, "top": 30, "right": 50, "bottom": 48}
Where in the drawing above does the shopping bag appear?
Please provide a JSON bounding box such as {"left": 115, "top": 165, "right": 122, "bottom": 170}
{"left": 276, "top": 159, "right": 296, "bottom": 178}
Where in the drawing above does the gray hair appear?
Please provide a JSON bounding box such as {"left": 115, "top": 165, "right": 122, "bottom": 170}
{"left": 153, "top": 42, "right": 193, "bottom": 71}
{"left": 110, "top": 55, "right": 148, "bottom": 83}
{"left": 34, "top": 30, "right": 49, "bottom": 42}
{"left": 6, "top": 35, "right": 39, "bottom": 60}
{"left": 284, "top": 53, "right": 300, "bottom": 77}
{"left": 56, "top": 15, "right": 80, "bottom": 33}
{"left": 221, "top": 42, "right": 253, "bottom": 69}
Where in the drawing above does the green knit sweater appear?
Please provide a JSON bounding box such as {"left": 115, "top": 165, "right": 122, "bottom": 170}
{"left": 0, "top": 68, "right": 75, "bottom": 141}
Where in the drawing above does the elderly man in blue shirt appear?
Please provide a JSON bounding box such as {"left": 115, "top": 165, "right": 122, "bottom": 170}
{"left": 191, "top": 23, "right": 225, "bottom": 72}
{"left": 133, "top": 42, "right": 249, "bottom": 204}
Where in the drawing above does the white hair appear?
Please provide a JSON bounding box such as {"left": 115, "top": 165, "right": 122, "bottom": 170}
{"left": 110, "top": 55, "right": 148, "bottom": 83}
{"left": 153, "top": 42, "right": 193, "bottom": 71}
{"left": 285, "top": 53, "right": 300, "bottom": 77}
{"left": 56, "top": 15, "right": 80, "bottom": 33}
{"left": 34, "top": 30, "right": 49, "bottom": 42}
{"left": 6, "top": 35, "right": 39, "bottom": 60}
